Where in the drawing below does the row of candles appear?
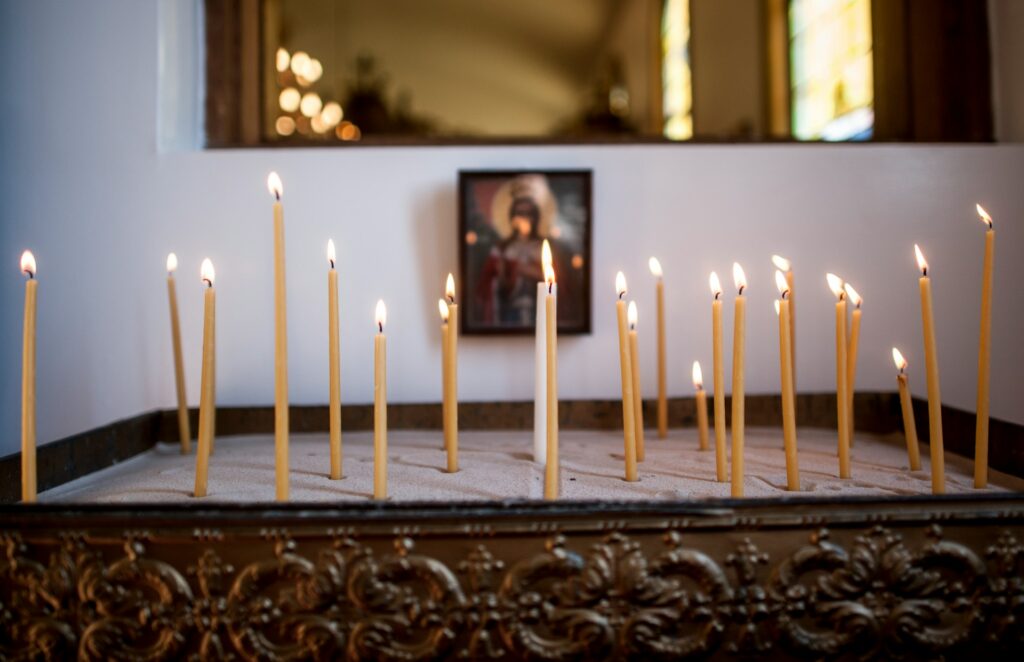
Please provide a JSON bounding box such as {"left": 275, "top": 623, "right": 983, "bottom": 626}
{"left": 15, "top": 173, "right": 995, "bottom": 501}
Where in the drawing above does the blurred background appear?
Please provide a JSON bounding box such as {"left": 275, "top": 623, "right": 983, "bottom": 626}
{"left": 205, "top": 0, "right": 1001, "bottom": 146}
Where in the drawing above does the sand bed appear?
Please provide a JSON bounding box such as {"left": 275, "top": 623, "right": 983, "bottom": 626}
{"left": 38, "top": 427, "right": 1020, "bottom": 503}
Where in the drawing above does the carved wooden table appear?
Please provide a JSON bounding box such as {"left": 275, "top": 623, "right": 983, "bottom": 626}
{"left": 2, "top": 494, "right": 1023, "bottom": 660}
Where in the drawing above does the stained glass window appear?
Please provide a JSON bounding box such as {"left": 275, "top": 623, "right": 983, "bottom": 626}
{"left": 790, "top": 0, "right": 873, "bottom": 140}
{"left": 662, "top": 0, "right": 693, "bottom": 140}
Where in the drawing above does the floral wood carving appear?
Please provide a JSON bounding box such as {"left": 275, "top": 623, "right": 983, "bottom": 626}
{"left": 2, "top": 524, "right": 1023, "bottom": 660}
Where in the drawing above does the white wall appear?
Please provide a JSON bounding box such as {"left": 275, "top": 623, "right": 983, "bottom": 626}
{"left": 2, "top": 0, "right": 1023, "bottom": 457}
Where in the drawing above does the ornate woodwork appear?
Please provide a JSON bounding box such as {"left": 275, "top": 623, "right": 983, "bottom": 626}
{"left": 3, "top": 496, "right": 1023, "bottom": 659}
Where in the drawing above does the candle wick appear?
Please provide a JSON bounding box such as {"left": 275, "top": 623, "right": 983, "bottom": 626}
{"left": 275, "top": 192, "right": 281, "bottom": 202}
{"left": 548, "top": 282, "right": 553, "bottom": 295}
{"left": 25, "top": 270, "right": 33, "bottom": 280}
{"left": 738, "top": 286, "right": 745, "bottom": 296}
{"left": 378, "top": 322, "right": 383, "bottom": 333}
{"left": 714, "top": 292, "right": 720, "bottom": 300}
{"left": 922, "top": 267, "right": 928, "bottom": 277}
{"left": 448, "top": 295, "right": 455, "bottom": 304}
{"left": 329, "top": 259, "right": 335, "bottom": 269}
{"left": 782, "top": 289, "right": 789, "bottom": 300}
{"left": 203, "top": 278, "right": 212, "bottom": 288}
{"left": 619, "top": 291, "right": 625, "bottom": 300}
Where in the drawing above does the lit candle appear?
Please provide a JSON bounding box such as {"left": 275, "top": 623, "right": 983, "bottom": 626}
{"left": 914, "top": 244, "right": 945, "bottom": 494}
{"left": 444, "top": 273, "right": 459, "bottom": 473}
{"left": 439, "top": 300, "right": 454, "bottom": 472}
{"left": 844, "top": 282, "right": 862, "bottom": 446}
{"left": 615, "top": 272, "right": 639, "bottom": 481}
{"left": 267, "top": 172, "right": 289, "bottom": 502}
{"left": 827, "top": 273, "right": 851, "bottom": 479}
{"left": 974, "top": 204, "right": 995, "bottom": 487}
{"left": 193, "top": 259, "right": 216, "bottom": 497}
{"left": 892, "top": 348, "right": 922, "bottom": 470}
{"left": 731, "top": 263, "right": 747, "bottom": 497}
{"left": 544, "top": 252, "right": 559, "bottom": 499}
{"left": 649, "top": 257, "right": 668, "bottom": 439}
{"left": 533, "top": 243, "right": 555, "bottom": 464}
{"left": 692, "top": 361, "right": 709, "bottom": 451}
{"left": 20, "top": 251, "right": 37, "bottom": 503}
{"left": 628, "top": 301, "right": 645, "bottom": 462}
{"left": 374, "top": 300, "right": 388, "bottom": 500}
{"left": 166, "top": 253, "right": 190, "bottom": 454}
{"left": 327, "top": 240, "right": 342, "bottom": 480}
{"left": 709, "top": 272, "right": 727, "bottom": 482}
{"left": 771, "top": 255, "right": 796, "bottom": 385}
{"left": 775, "top": 270, "right": 799, "bottom": 490}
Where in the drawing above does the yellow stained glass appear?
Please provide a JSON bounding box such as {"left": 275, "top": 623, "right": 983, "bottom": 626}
{"left": 790, "top": 0, "right": 873, "bottom": 140}
{"left": 662, "top": 0, "right": 692, "bottom": 140}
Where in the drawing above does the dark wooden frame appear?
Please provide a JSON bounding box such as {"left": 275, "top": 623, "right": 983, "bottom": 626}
{"left": 457, "top": 169, "right": 593, "bottom": 336}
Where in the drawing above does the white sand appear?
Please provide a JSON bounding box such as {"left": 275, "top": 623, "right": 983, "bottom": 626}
{"left": 38, "top": 427, "right": 1020, "bottom": 503}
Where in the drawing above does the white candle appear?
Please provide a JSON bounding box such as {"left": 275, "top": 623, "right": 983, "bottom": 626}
{"left": 534, "top": 240, "right": 555, "bottom": 463}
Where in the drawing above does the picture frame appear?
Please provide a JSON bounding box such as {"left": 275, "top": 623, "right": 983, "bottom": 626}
{"left": 458, "top": 169, "right": 592, "bottom": 335}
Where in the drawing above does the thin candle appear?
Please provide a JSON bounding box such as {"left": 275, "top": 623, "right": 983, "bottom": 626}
{"left": 693, "top": 361, "right": 709, "bottom": 451}
{"left": 775, "top": 271, "right": 799, "bottom": 490}
{"left": 844, "top": 283, "right": 862, "bottom": 446}
{"left": 974, "top": 204, "right": 994, "bottom": 487}
{"left": 194, "top": 259, "right": 216, "bottom": 497}
{"left": 772, "top": 255, "right": 795, "bottom": 386}
{"left": 731, "top": 263, "right": 747, "bottom": 497}
{"left": 533, "top": 259, "right": 551, "bottom": 464}
{"left": 374, "top": 300, "right": 388, "bottom": 500}
{"left": 892, "top": 348, "right": 922, "bottom": 470}
{"left": 915, "top": 244, "right": 945, "bottom": 493}
{"left": 267, "top": 172, "right": 289, "bottom": 502}
{"left": 827, "top": 273, "right": 851, "bottom": 478}
{"left": 543, "top": 250, "right": 559, "bottom": 499}
{"left": 709, "top": 272, "right": 727, "bottom": 482}
{"left": 439, "top": 300, "right": 455, "bottom": 472}
{"left": 628, "top": 301, "right": 644, "bottom": 462}
{"left": 327, "top": 240, "right": 342, "bottom": 480}
{"left": 20, "top": 251, "right": 37, "bottom": 503}
{"left": 444, "top": 273, "right": 459, "bottom": 473}
{"left": 615, "top": 272, "right": 639, "bottom": 481}
{"left": 166, "top": 253, "right": 190, "bottom": 454}
{"left": 650, "top": 257, "right": 668, "bottom": 439}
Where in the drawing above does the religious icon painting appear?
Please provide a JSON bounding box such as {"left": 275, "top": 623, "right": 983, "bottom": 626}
{"left": 459, "top": 170, "right": 592, "bottom": 335}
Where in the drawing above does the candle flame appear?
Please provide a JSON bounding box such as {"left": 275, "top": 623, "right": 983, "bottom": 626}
{"left": 732, "top": 262, "right": 747, "bottom": 295}
{"left": 438, "top": 298, "right": 449, "bottom": 322}
{"left": 844, "top": 282, "right": 862, "bottom": 307}
{"left": 892, "top": 347, "right": 907, "bottom": 372}
{"left": 914, "top": 244, "right": 928, "bottom": 275}
{"left": 709, "top": 271, "right": 722, "bottom": 299}
{"left": 375, "top": 299, "right": 387, "bottom": 332}
{"left": 648, "top": 256, "right": 663, "bottom": 278}
{"left": 20, "top": 250, "right": 35, "bottom": 278}
{"left": 826, "top": 273, "right": 844, "bottom": 299}
{"left": 166, "top": 252, "right": 178, "bottom": 273}
{"left": 200, "top": 258, "right": 215, "bottom": 286}
{"left": 445, "top": 272, "right": 456, "bottom": 302}
{"left": 771, "top": 254, "right": 791, "bottom": 272}
{"left": 542, "top": 240, "right": 555, "bottom": 287}
{"left": 976, "top": 203, "right": 993, "bottom": 229}
{"left": 627, "top": 300, "right": 638, "bottom": 328}
{"left": 267, "top": 172, "right": 283, "bottom": 200}
{"left": 774, "top": 269, "right": 789, "bottom": 298}
{"left": 326, "top": 239, "right": 336, "bottom": 267}
{"left": 774, "top": 299, "right": 781, "bottom": 316}
{"left": 616, "top": 271, "right": 627, "bottom": 299}
{"left": 692, "top": 360, "right": 703, "bottom": 389}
